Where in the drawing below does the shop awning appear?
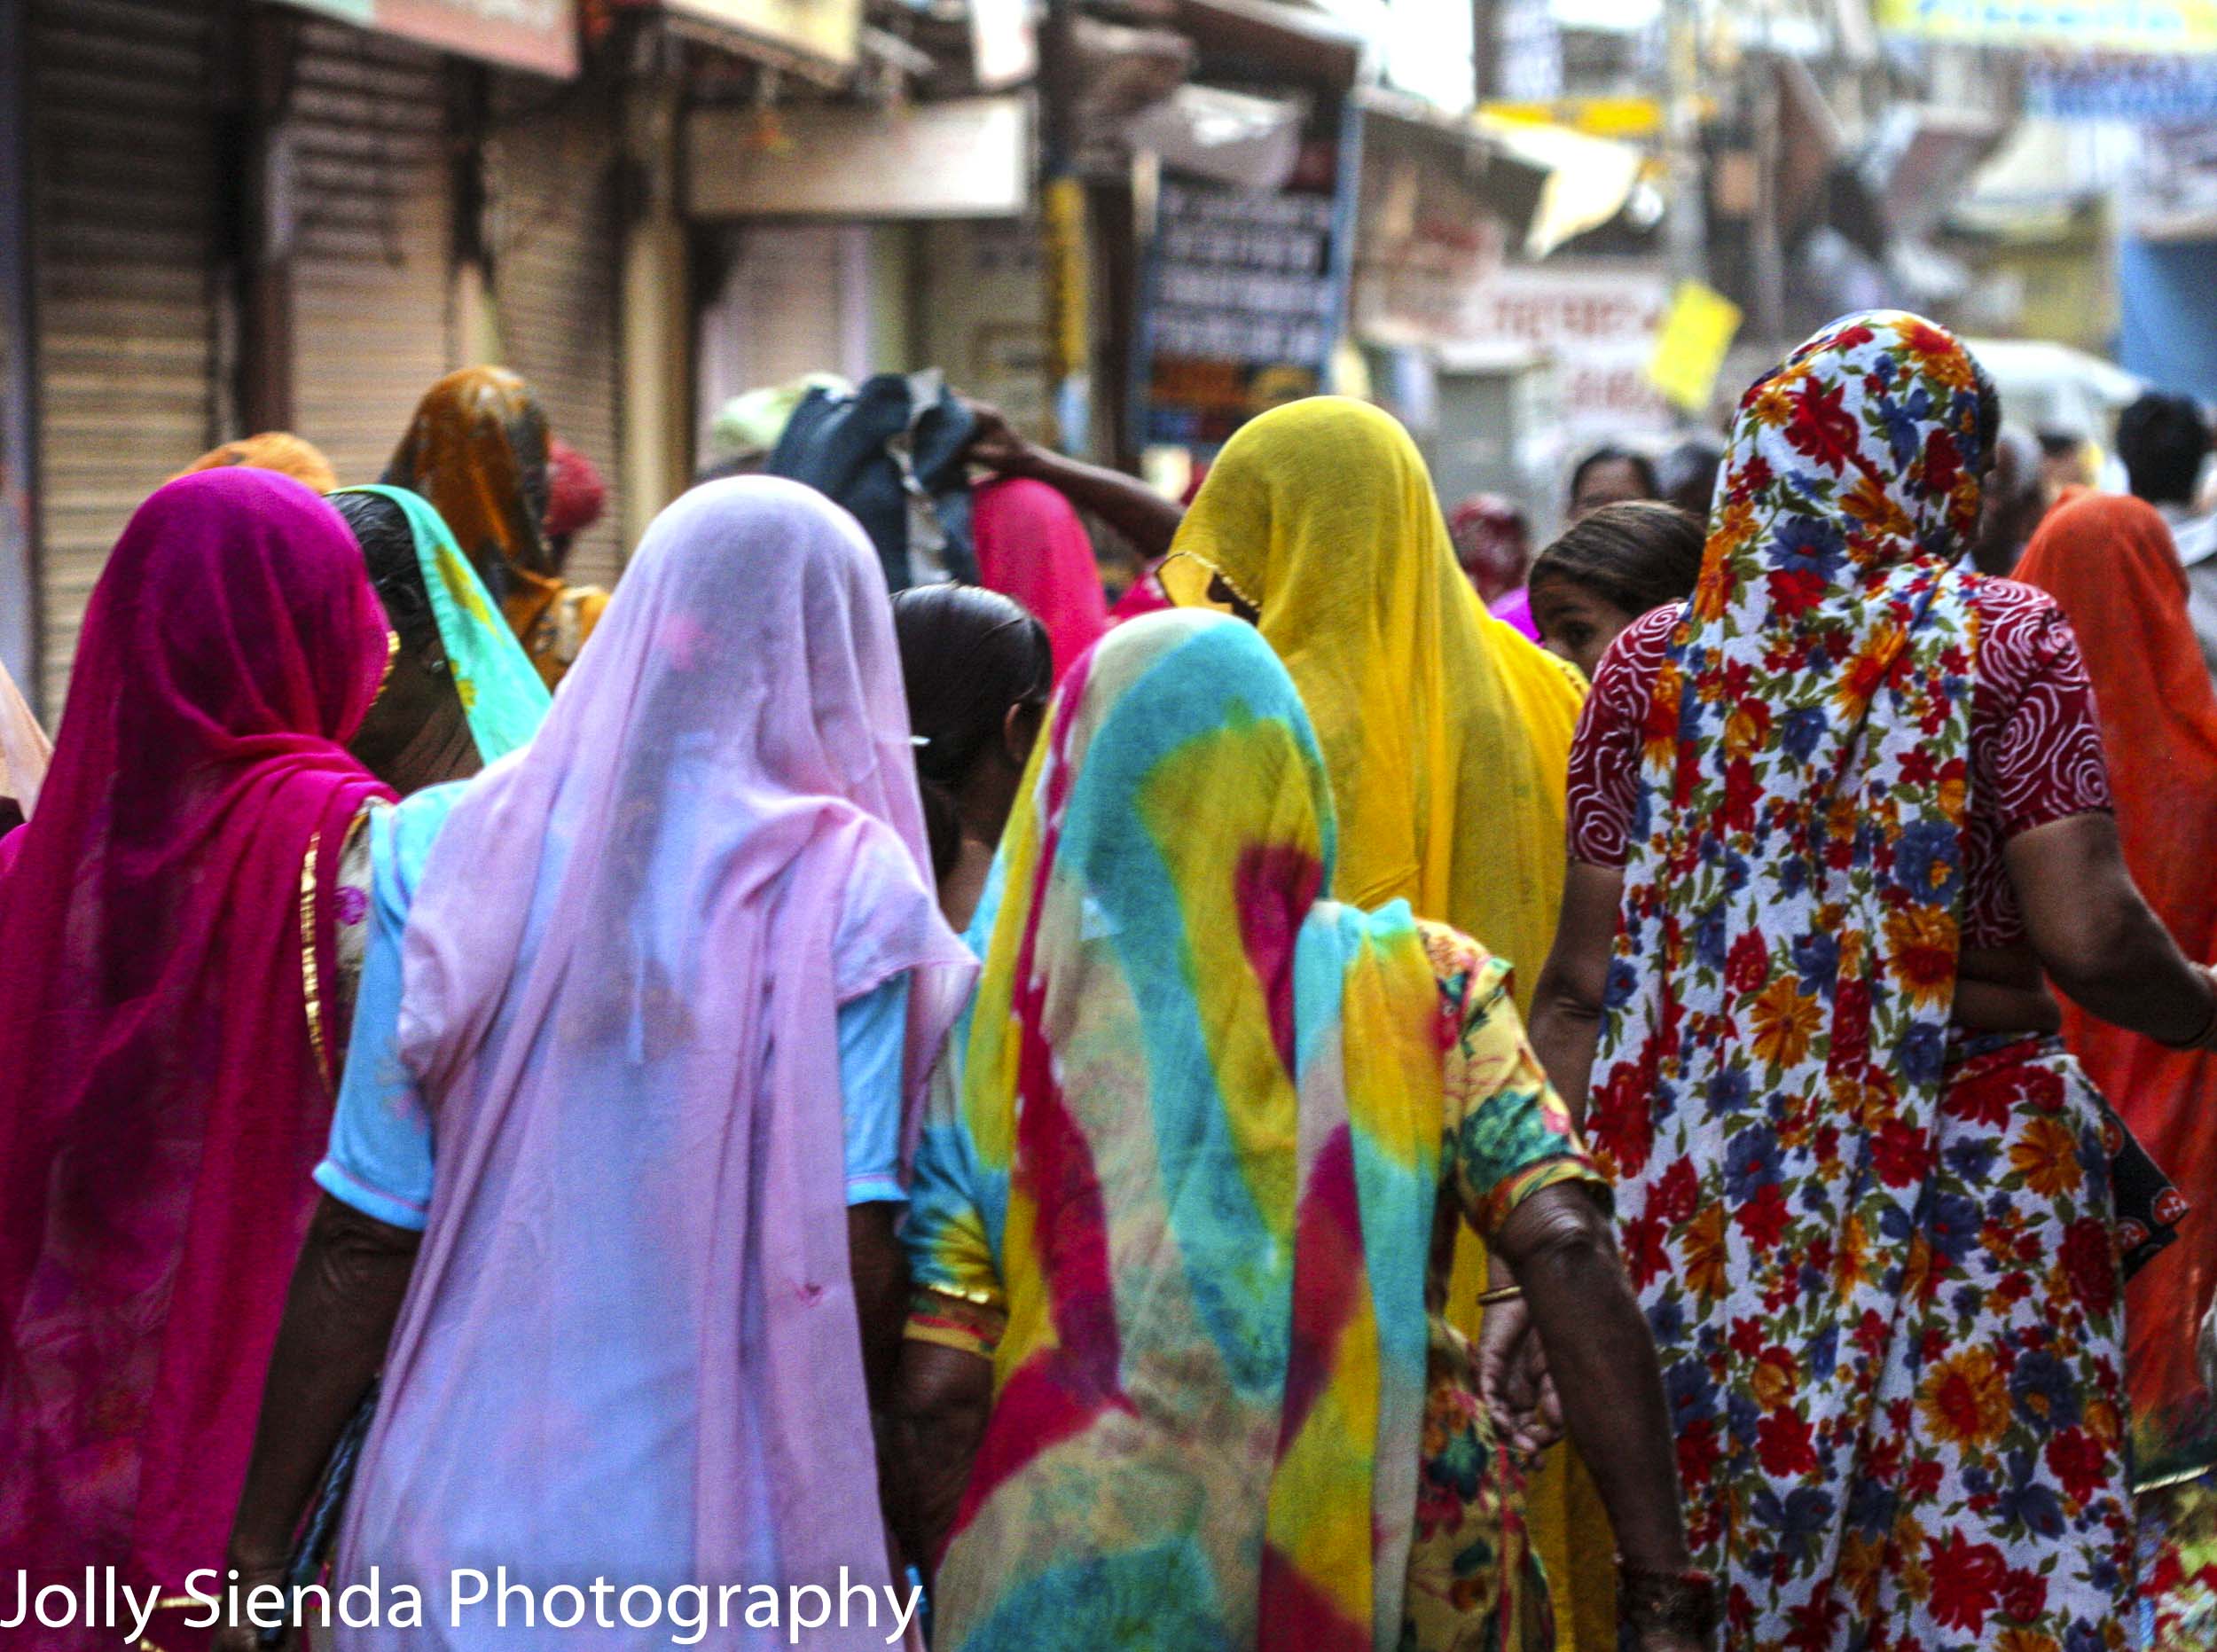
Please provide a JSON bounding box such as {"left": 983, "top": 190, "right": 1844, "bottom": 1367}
{"left": 1352, "top": 92, "right": 1650, "bottom": 259}
{"left": 1165, "top": 0, "right": 1365, "bottom": 90}
{"left": 1469, "top": 110, "right": 1647, "bottom": 257}
{"left": 274, "top": 0, "right": 576, "bottom": 77}
{"left": 687, "top": 94, "right": 1032, "bottom": 218}
{"left": 654, "top": 0, "right": 866, "bottom": 81}
{"left": 1356, "top": 89, "right": 1552, "bottom": 241}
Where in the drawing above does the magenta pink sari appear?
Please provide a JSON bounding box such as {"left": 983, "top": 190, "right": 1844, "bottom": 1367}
{"left": 972, "top": 477, "right": 1108, "bottom": 685}
{"left": 0, "top": 469, "right": 394, "bottom": 1648}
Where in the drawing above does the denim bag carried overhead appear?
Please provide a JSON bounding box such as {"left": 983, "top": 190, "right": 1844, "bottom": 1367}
{"left": 767, "top": 369, "right": 978, "bottom": 591}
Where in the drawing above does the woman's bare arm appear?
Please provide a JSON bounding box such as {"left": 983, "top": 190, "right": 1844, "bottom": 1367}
{"left": 962, "top": 401, "right": 1186, "bottom": 560}
{"left": 891, "top": 1327, "right": 995, "bottom": 1580}
{"left": 1490, "top": 1183, "right": 1689, "bottom": 1575}
{"left": 1525, "top": 861, "right": 1626, "bottom": 1124}
{"left": 1484, "top": 862, "right": 1625, "bottom": 1449}
{"left": 213, "top": 1195, "right": 419, "bottom": 1652}
{"left": 850, "top": 1203, "right": 910, "bottom": 1415}
{"left": 2006, "top": 813, "right": 2217, "bottom": 1045}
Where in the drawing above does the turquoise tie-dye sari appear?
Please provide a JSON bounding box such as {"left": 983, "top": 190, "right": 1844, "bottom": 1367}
{"left": 906, "top": 611, "right": 1600, "bottom": 1651}
{"left": 332, "top": 484, "right": 550, "bottom": 763}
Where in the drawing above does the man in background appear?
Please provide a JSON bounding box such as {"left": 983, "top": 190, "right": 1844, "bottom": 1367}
{"left": 2118, "top": 391, "right": 2217, "bottom": 678}
{"left": 1973, "top": 426, "right": 2048, "bottom": 576}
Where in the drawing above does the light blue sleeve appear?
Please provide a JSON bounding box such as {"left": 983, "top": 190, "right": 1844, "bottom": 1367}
{"left": 313, "top": 786, "right": 461, "bottom": 1231}
{"left": 840, "top": 972, "right": 913, "bottom": 1207}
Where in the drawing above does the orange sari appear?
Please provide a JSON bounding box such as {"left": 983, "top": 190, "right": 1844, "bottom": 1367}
{"left": 2017, "top": 492, "right": 2217, "bottom": 1475}
{"left": 384, "top": 367, "right": 606, "bottom": 688}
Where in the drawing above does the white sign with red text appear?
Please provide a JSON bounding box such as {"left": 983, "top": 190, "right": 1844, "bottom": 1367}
{"left": 1464, "top": 262, "right": 1673, "bottom": 438}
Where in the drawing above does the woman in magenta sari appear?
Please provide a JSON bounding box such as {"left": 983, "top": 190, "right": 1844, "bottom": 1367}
{"left": 0, "top": 469, "right": 396, "bottom": 1652}
{"left": 969, "top": 478, "right": 1108, "bottom": 685}
{"left": 216, "top": 479, "right": 975, "bottom": 1652}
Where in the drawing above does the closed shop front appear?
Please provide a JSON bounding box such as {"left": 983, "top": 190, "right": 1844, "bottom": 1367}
{"left": 279, "top": 17, "right": 459, "bottom": 489}
{"left": 486, "top": 72, "right": 624, "bottom": 587}
{"left": 17, "top": 0, "right": 584, "bottom": 710}
{"left": 687, "top": 96, "right": 1034, "bottom": 463}
{"left": 27, "top": 0, "right": 223, "bottom": 709}
{"left": 695, "top": 222, "right": 882, "bottom": 433}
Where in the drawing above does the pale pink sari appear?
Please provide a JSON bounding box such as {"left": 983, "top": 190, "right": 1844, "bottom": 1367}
{"left": 332, "top": 478, "right": 975, "bottom": 1647}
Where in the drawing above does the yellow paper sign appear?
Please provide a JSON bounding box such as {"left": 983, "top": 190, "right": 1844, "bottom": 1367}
{"left": 1646, "top": 282, "right": 1743, "bottom": 414}
{"left": 1480, "top": 96, "right": 1714, "bottom": 140}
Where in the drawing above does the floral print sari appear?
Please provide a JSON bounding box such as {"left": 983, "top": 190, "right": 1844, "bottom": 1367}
{"left": 1585, "top": 312, "right": 2135, "bottom": 1650}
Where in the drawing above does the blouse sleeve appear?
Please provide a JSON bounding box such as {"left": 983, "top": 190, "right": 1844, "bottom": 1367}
{"left": 1422, "top": 924, "right": 1610, "bottom": 1241}
{"left": 902, "top": 1053, "right": 1007, "bottom": 1360}
{"left": 1980, "top": 583, "right": 2114, "bottom": 837}
{"left": 1566, "top": 606, "right": 1673, "bottom": 867}
{"left": 316, "top": 801, "right": 437, "bottom": 1231}
{"left": 837, "top": 972, "right": 912, "bottom": 1206}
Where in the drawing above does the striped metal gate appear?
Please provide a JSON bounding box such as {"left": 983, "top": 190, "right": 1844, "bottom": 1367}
{"left": 281, "top": 17, "right": 456, "bottom": 490}
{"left": 28, "top": 0, "right": 222, "bottom": 711}
{"left": 485, "top": 70, "right": 625, "bottom": 586}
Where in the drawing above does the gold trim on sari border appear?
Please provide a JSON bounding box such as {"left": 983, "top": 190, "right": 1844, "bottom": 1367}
{"left": 302, "top": 826, "right": 331, "bottom": 1093}
{"left": 912, "top": 1280, "right": 1003, "bottom": 1307}
{"left": 137, "top": 1594, "right": 202, "bottom": 1652}
{"left": 372, "top": 628, "right": 400, "bottom": 703}
{"left": 1157, "top": 549, "right": 1263, "bottom": 618}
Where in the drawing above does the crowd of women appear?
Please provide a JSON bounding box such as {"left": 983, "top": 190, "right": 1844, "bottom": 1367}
{"left": 4, "top": 308, "right": 2217, "bottom": 1652}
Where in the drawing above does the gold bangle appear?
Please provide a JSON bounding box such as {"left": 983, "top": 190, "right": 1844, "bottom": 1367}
{"left": 1476, "top": 1284, "right": 1524, "bottom": 1307}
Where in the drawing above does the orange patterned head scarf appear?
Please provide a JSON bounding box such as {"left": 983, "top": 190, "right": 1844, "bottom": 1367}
{"left": 382, "top": 366, "right": 553, "bottom": 588}
{"left": 174, "top": 432, "right": 338, "bottom": 495}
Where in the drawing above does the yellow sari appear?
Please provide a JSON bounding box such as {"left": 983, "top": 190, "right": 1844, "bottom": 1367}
{"left": 1163, "top": 396, "right": 1614, "bottom": 1650}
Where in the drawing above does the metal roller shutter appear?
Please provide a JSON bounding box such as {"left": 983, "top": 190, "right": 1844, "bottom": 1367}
{"left": 486, "top": 73, "right": 624, "bottom": 586}
{"left": 285, "top": 20, "right": 455, "bottom": 489}
{"left": 29, "top": 0, "right": 221, "bottom": 710}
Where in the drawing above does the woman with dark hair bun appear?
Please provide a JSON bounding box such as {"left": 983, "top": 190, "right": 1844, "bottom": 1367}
{"left": 1527, "top": 500, "right": 1704, "bottom": 680}
{"left": 892, "top": 583, "right": 1054, "bottom": 929}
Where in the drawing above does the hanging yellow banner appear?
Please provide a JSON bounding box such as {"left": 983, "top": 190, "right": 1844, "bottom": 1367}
{"left": 1647, "top": 282, "right": 1743, "bottom": 415}
{"left": 1876, "top": 0, "right": 2217, "bottom": 52}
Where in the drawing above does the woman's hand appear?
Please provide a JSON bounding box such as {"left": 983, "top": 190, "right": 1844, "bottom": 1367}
{"left": 1475, "top": 1295, "right": 1563, "bottom": 1452}
{"left": 206, "top": 1558, "right": 293, "bottom": 1652}
{"left": 960, "top": 400, "right": 1038, "bottom": 477}
{"left": 955, "top": 396, "right": 1187, "bottom": 557}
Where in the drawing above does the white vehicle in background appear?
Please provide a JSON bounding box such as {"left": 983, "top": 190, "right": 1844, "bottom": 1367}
{"left": 1963, "top": 336, "right": 2146, "bottom": 481}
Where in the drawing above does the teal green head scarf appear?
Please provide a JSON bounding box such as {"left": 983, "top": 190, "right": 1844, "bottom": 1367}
{"left": 333, "top": 484, "right": 551, "bottom": 763}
